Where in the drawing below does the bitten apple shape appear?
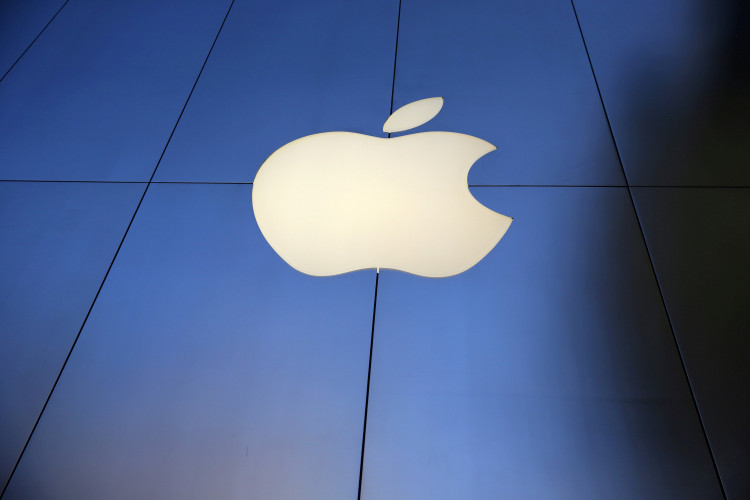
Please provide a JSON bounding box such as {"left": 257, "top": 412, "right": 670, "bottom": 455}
{"left": 252, "top": 97, "right": 512, "bottom": 277}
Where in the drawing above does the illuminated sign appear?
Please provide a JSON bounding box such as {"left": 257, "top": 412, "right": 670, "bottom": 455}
{"left": 253, "top": 97, "right": 512, "bottom": 277}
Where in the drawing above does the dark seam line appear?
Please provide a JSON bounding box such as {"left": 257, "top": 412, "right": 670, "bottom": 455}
{"left": 470, "top": 184, "right": 625, "bottom": 188}
{"left": 357, "top": 270, "right": 380, "bottom": 500}
{"left": 0, "top": 180, "right": 254, "bottom": 185}
{"left": 471, "top": 184, "right": 750, "bottom": 188}
{"left": 570, "top": 1, "right": 728, "bottom": 498}
{"left": 629, "top": 185, "right": 750, "bottom": 189}
{"left": 0, "top": 1, "right": 236, "bottom": 496}
{"left": 388, "top": 0, "right": 402, "bottom": 117}
{"left": 0, "top": 0, "right": 70, "bottom": 84}
{"left": 0, "top": 179, "right": 148, "bottom": 184}
{"left": 358, "top": 2, "right": 401, "bottom": 497}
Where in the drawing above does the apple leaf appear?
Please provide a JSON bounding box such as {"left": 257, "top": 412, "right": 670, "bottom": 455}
{"left": 383, "top": 97, "right": 444, "bottom": 133}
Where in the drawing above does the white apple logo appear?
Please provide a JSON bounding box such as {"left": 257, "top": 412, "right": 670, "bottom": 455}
{"left": 252, "top": 97, "right": 512, "bottom": 278}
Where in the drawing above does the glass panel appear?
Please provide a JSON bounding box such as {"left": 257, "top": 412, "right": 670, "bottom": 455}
{"left": 391, "top": 0, "right": 624, "bottom": 186}
{"left": 0, "top": 0, "right": 65, "bottom": 75}
{"left": 0, "top": 181, "right": 142, "bottom": 487}
{"left": 154, "top": 0, "right": 399, "bottom": 182}
{"left": 633, "top": 187, "right": 750, "bottom": 499}
{"left": 0, "top": 0, "right": 231, "bottom": 181}
{"left": 361, "top": 187, "right": 723, "bottom": 499}
{"left": 4, "top": 184, "right": 375, "bottom": 499}
{"left": 574, "top": 0, "right": 749, "bottom": 186}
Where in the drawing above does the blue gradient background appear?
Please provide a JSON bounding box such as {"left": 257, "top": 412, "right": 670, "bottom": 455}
{"left": 1, "top": 0, "right": 748, "bottom": 498}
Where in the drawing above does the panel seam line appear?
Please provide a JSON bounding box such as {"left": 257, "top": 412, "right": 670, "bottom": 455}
{"left": 0, "top": 0, "right": 71, "bottom": 84}
{"left": 0, "top": 1, "right": 236, "bottom": 496}
{"left": 569, "top": 2, "right": 728, "bottom": 498}
{"left": 357, "top": 1, "right": 402, "bottom": 497}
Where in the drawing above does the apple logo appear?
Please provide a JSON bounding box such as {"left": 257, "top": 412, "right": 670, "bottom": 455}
{"left": 252, "top": 97, "right": 512, "bottom": 278}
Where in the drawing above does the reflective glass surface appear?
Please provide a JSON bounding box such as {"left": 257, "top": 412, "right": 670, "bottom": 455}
{"left": 4, "top": 184, "right": 375, "bottom": 499}
{"left": 633, "top": 187, "right": 750, "bottom": 499}
{"left": 360, "top": 187, "right": 722, "bottom": 499}
{"left": 154, "top": 0, "right": 398, "bottom": 182}
{"left": 574, "top": 0, "right": 750, "bottom": 186}
{"left": 392, "top": 0, "right": 624, "bottom": 186}
{"left": 0, "top": 0, "right": 65, "bottom": 76}
{"left": 0, "top": 181, "right": 142, "bottom": 488}
{"left": 0, "top": 0, "right": 231, "bottom": 181}
{"left": 0, "top": 0, "right": 745, "bottom": 497}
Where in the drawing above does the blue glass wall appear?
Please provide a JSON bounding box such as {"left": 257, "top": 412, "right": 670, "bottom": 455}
{"left": 1, "top": 0, "right": 747, "bottom": 498}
